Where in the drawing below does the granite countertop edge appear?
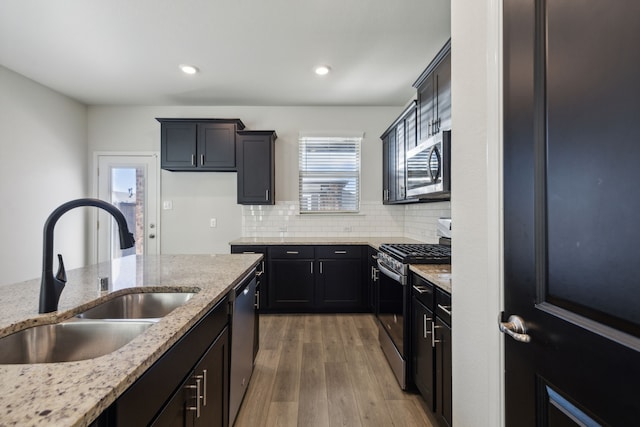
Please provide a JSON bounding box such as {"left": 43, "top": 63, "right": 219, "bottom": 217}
{"left": 409, "top": 264, "right": 452, "bottom": 294}
{"left": 0, "top": 253, "right": 261, "bottom": 427}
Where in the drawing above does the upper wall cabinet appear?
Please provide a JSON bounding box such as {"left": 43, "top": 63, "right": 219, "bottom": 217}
{"left": 157, "top": 118, "right": 245, "bottom": 171}
{"left": 236, "top": 130, "right": 277, "bottom": 205}
{"left": 381, "top": 101, "right": 417, "bottom": 204}
{"left": 414, "top": 39, "right": 451, "bottom": 142}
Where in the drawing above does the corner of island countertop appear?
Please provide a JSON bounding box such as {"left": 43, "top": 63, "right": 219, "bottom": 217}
{"left": 0, "top": 253, "right": 262, "bottom": 427}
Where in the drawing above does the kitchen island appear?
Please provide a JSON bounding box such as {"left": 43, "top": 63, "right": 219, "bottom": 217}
{"left": 0, "top": 253, "right": 261, "bottom": 427}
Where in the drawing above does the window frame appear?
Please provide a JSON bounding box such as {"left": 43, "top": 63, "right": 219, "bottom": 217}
{"left": 298, "top": 133, "right": 363, "bottom": 214}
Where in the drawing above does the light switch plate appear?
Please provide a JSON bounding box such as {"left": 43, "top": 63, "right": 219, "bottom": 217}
{"left": 163, "top": 200, "right": 173, "bottom": 210}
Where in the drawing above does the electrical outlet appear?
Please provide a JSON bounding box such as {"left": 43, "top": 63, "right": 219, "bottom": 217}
{"left": 210, "top": 218, "right": 217, "bottom": 228}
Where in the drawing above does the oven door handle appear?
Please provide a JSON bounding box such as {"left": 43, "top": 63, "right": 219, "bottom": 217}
{"left": 377, "top": 260, "right": 407, "bottom": 285}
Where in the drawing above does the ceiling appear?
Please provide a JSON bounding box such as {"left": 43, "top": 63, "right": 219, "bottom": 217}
{"left": 0, "top": 0, "right": 451, "bottom": 107}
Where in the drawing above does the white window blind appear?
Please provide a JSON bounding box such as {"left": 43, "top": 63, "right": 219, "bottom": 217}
{"left": 299, "top": 135, "right": 361, "bottom": 213}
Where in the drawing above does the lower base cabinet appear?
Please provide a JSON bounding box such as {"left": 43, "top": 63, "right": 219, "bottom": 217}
{"left": 411, "top": 273, "right": 452, "bottom": 427}
{"left": 95, "top": 295, "right": 230, "bottom": 427}
{"left": 153, "top": 328, "right": 229, "bottom": 427}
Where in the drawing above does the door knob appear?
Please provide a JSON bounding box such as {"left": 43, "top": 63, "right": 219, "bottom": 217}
{"left": 149, "top": 234, "right": 156, "bottom": 239}
{"left": 499, "top": 314, "right": 531, "bottom": 343}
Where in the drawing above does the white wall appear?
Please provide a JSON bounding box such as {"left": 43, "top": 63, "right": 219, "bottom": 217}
{"left": 451, "top": 0, "right": 504, "bottom": 426}
{"left": 0, "top": 65, "right": 88, "bottom": 286}
{"left": 88, "top": 105, "right": 413, "bottom": 253}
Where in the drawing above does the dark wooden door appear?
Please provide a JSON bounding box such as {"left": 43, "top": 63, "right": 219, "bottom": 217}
{"left": 412, "top": 296, "right": 435, "bottom": 410}
{"left": 434, "top": 52, "right": 451, "bottom": 133}
{"left": 198, "top": 123, "right": 236, "bottom": 170}
{"left": 161, "top": 122, "right": 197, "bottom": 170}
{"left": 268, "top": 258, "right": 315, "bottom": 310}
{"left": 236, "top": 131, "right": 276, "bottom": 205}
{"left": 503, "top": 0, "right": 640, "bottom": 425}
{"left": 316, "top": 258, "right": 362, "bottom": 310}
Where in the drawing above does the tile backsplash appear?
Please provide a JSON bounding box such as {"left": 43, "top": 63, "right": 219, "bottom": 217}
{"left": 242, "top": 200, "right": 450, "bottom": 242}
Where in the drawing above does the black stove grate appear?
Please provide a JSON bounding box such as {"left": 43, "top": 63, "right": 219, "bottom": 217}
{"left": 379, "top": 243, "right": 451, "bottom": 264}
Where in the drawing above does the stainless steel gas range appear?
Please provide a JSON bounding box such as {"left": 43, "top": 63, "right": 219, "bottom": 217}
{"left": 375, "top": 242, "right": 451, "bottom": 389}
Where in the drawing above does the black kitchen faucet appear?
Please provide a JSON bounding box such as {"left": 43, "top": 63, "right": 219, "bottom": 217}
{"left": 39, "top": 198, "right": 135, "bottom": 313}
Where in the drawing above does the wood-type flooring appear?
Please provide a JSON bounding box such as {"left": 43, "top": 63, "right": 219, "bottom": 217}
{"left": 234, "top": 314, "right": 436, "bottom": 427}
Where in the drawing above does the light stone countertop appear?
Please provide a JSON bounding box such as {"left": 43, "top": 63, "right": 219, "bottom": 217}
{"left": 410, "top": 264, "right": 452, "bottom": 293}
{"left": 0, "top": 253, "right": 261, "bottom": 427}
{"left": 229, "top": 236, "right": 426, "bottom": 249}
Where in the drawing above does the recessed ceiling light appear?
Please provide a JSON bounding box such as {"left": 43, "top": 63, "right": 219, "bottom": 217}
{"left": 179, "top": 64, "right": 199, "bottom": 75}
{"left": 314, "top": 65, "right": 331, "bottom": 76}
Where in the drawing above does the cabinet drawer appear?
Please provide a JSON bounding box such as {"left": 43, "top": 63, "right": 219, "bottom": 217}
{"left": 316, "top": 245, "right": 362, "bottom": 258}
{"left": 435, "top": 288, "right": 451, "bottom": 326}
{"left": 412, "top": 274, "right": 435, "bottom": 310}
{"left": 231, "top": 245, "right": 267, "bottom": 255}
{"left": 269, "top": 246, "right": 314, "bottom": 259}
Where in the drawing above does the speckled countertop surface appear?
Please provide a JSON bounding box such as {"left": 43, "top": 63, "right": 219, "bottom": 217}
{"left": 410, "top": 264, "right": 452, "bottom": 293}
{"left": 229, "top": 236, "right": 425, "bottom": 249}
{"left": 0, "top": 254, "right": 261, "bottom": 427}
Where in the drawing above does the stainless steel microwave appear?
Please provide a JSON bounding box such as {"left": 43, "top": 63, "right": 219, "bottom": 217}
{"left": 406, "top": 130, "right": 451, "bottom": 199}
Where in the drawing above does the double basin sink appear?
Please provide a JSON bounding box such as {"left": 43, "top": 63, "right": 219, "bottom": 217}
{"left": 0, "top": 292, "right": 195, "bottom": 364}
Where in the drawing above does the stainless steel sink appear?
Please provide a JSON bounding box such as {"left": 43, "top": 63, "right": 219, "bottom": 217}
{"left": 0, "top": 320, "right": 153, "bottom": 364}
{"left": 76, "top": 292, "right": 195, "bottom": 319}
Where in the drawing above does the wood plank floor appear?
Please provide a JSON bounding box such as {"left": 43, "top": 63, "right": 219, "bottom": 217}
{"left": 234, "top": 314, "right": 437, "bottom": 427}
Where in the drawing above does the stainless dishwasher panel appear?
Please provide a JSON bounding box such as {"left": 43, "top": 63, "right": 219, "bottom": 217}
{"left": 229, "top": 274, "right": 257, "bottom": 427}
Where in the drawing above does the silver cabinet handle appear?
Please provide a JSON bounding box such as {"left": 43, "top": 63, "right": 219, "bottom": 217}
{"left": 423, "top": 314, "right": 433, "bottom": 339}
{"left": 242, "top": 251, "right": 256, "bottom": 254}
{"left": 186, "top": 378, "right": 202, "bottom": 418}
{"left": 193, "top": 371, "right": 207, "bottom": 406}
{"left": 431, "top": 322, "right": 442, "bottom": 347}
{"left": 191, "top": 154, "right": 196, "bottom": 166}
{"left": 255, "top": 290, "right": 260, "bottom": 309}
{"left": 334, "top": 250, "right": 347, "bottom": 254}
{"left": 265, "top": 189, "right": 269, "bottom": 200}
{"left": 320, "top": 261, "right": 323, "bottom": 274}
{"left": 437, "top": 304, "right": 452, "bottom": 316}
{"left": 200, "top": 154, "right": 205, "bottom": 165}
{"left": 499, "top": 315, "right": 531, "bottom": 343}
{"left": 286, "top": 251, "right": 299, "bottom": 254}
{"left": 413, "top": 285, "right": 431, "bottom": 294}
{"left": 311, "top": 261, "right": 313, "bottom": 274}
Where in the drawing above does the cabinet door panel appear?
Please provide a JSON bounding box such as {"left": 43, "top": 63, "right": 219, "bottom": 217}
{"left": 435, "top": 53, "right": 452, "bottom": 132}
{"left": 195, "top": 328, "right": 229, "bottom": 427}
{"left": 413, "top": 297, "right": 435, "bottom": 411}
{"left": 435, "top": 318, "right": 452, "bottom": 427}
{"left": 418, "top": 77, "right": 435, "bottom": 141}
{"left": 237, "top": 132, "right": 275, "bottom": 204}
{"left": 151, "top": 384, "right": 190, "bottom": 427}
{"left": 316, "top": 258, "right": 362, "bottom": 309}
{"left": 198, "top": 123, "right": 236, "bottom": 170}
{"left": 161, "top": 122, "right": 197, "bottom": 169}
{"left": 268, "top": 259, "right": 314, "bottom": 309}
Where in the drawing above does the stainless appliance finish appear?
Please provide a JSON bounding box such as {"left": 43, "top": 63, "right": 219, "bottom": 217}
{"left": 406, "top": 131, "right": 451, "bottom": 199}
{"left": 375, "top": 243, "right": 451, "bottom": 390}
{"left": 229, "top": 272, "right": 257, "bottom": 427}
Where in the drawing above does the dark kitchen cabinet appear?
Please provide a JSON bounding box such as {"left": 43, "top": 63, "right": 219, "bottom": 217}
{"left": 315, "top": 246, "right": 364, "bottom": 311}
{"left": 381, "top": 102, "right": 417, "bottom": 204}
{"left": 102, "top": 295, "right": 230, "bottom": 427}
{"left": 411, "top": 273, "right": 451, "bottom": 427}
{"left": 152, "top": 328, "right": 229, "bottom": 427}
{"left": 414, "top": 40, "right": 451, "bottom": 141}
{"left": 412, "top": 275, "right": 436, "bottom": 411}
{"left": 157, "top": 118, "right": 245, "bottom": 171}
{"left": 268, "top": 246, "right": 315, "bottom": 310}
{"left": 236, "top": 130, "right": 277, "bottom": 205}
{"left": 266, "top": 245, "right": 366, "bottom": 312}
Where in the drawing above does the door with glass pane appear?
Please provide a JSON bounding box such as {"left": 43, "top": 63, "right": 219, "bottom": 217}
{"left": 96, "top": 154, "right": 159, "bottom": 263}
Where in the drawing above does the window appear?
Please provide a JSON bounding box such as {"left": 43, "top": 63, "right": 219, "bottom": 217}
{"left": 299, "top": 134, "right": 362, "bottom": 213}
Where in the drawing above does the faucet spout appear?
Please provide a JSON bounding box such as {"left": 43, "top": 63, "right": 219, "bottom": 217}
{"left": 39, "top": 198, "right": 135, "bottom": 313}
